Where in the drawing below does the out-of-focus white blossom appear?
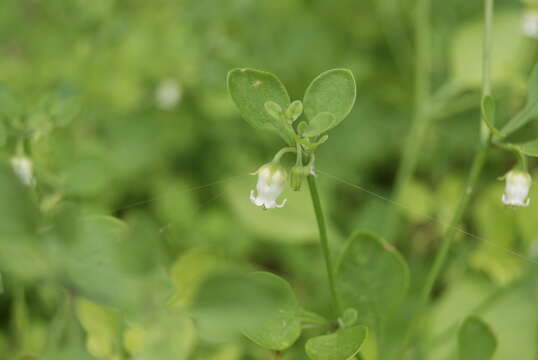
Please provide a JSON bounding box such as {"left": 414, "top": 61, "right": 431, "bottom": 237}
{"left": 250, "top": 164, "right": 287, "bottom": 209}
{"left": 502, "top": 170, "right": 531, "bottom": 207}
{"left": 155, "top": 79, "right": 182, "bottom": 110}
{"left": 522, "top": 9, "right": 538, "bottom": 38}
{"left": 10, "top": 156, "right": 35, "bottom": 186}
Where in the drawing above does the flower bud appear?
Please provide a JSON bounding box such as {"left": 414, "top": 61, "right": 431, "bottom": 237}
{"left": 289, "top": 165, "right": 307, "bottom": 191}
{"left": 250, "top": 163, "right": 287, "bottom": 209}
{"left": 502, "top": 170, "right": 531, "bottom": 207}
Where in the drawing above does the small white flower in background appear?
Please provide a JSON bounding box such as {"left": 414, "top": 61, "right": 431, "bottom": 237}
{"left": 522, "top": 9, "right": 538, "bottom": 38}
{"left": 155, "top": 79, "right": 182, "bottom": 110}
{"left": 10, "top": 156, "right": 35, "bottom": 186}
{"left": 502, "top": 170, "right": 532, "bottom": 207}
{"left": 250, "top": 164, "right": 287, "bottom": 209}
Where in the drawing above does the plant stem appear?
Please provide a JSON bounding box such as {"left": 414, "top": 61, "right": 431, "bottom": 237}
{"left": 398, "top": 0, "right": 494, "bottom": 357}
{"left": 307, "top": 175, "right": 341, "bottom": 317}
{"left": 399, "top": 145, "right": 489, "bottom": 359}
{"left": 385, "top": 0, "right": 431, "bottom": 242}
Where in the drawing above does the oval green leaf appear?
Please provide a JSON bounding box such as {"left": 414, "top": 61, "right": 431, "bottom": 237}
{"left": 336, "top": 232, "right": 409, "bottom": 328}
{"left": 242, "top": 272, "right": 301, "bottom": 351}
{"left": 192, "top": 271, "right": 298, "bottom": 342}
{"left": 458, "top": 316, "right": 497, "bottom": 360}
{"left": 227, "top": 68, "right": 292, "bottom": 143}
{"left": 302, "top": 112, "right": 337, "bottom": 138}
{"left": 303, "top": 69, "right": 356, "bottom": 130}
{"left": 286, "top": 100, "right": 303, "bottom": 123}
{"left": 305, "top": 325, "right": 367, "bottom": 360}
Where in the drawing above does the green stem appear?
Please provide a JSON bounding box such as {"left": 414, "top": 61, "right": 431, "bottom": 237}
{"left": 385, "top": 0, "right": 431, "bottom": 242}
{"left": 297, "top": 308, "right": 331, "bottom": 325}
{"left": 428, "top": 273, "right": 527, "bottom": 349}
{"left": 398, "top": 0, "right": 494, "bottom": 357}
{"left": 307, "top": 175, "right": 341, "bottom": 317}
{"left": 272, "top": 147, "right": 297, "bottom": 163}
{"left": 400, "top": 145, "right": 489, "bottom": 359}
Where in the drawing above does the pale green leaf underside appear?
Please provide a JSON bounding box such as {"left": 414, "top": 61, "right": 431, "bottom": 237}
{"left": 458, "top": 316, "right": 497, "bottom": 360}
{"left": 227, "top": 68, "right": 292, "bottom": 143}
{"left": 303, "top": 69, "right": 356, "bottom": 131}
{"left": 336, "top": 232, "right": 409, "bottom": 328}
{"left": 242, "top": 272, "right": 302, "bottom": 351}
{"left": 305, "top": 325, "right": 367, "bottom": 360}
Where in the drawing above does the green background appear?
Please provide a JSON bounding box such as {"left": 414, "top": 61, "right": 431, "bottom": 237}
{"left": 0, "top": 0, "right": 537, "bottom": 359}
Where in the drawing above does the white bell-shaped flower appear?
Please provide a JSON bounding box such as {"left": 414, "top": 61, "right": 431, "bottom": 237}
{"left": 250, "top": 164, "right": 287, "bottom": 209}
{"left": 10, "top": 156, "right": 35, "bottom": 186}
{"left": 502, "top": 170, "right": 531, "bottom": 207}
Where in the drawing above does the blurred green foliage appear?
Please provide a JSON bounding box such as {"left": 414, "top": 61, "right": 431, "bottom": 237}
{"left": 1, "top": 0, "right": 538, "bottom": 359}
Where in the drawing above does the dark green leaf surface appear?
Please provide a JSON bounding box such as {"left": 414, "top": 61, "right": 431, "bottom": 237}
{"left": 192, "top": 271, "right": 297, "bottom": 341}
{"left": 458, "top": 316, "right": 497, "bottom": 360}
{"left": 336, "top": 232, "right": 409, "bottom": 328}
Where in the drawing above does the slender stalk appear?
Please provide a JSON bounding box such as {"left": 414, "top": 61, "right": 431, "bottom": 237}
{"left": 307, "top": 175, "right": 341, "bottom": 317}
{"left": 385, "top": 0, "right": 431, "bottom": 242}
{"left": 398, "top": 0, "right": 494, "bottom": 357}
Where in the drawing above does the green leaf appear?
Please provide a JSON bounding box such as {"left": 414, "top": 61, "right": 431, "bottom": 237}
{"left": 227, "top": 68, "right": 292, "bottom": 143}
{"left": 264, "top": 100, "right": 283, "bottom": 120}
{"left": 450, "top": 12, "right": 523, "bottom": 88}
{"left": 303, "top": 69, "right": 356, "bottom": 131}
{"left": 123, "top": 311, "right": 196, "bottom": 360}
{"left": 500, "top": 63, "right": 538, "bottom": 137}
{"left": 285, "top": 100, "right": 303, "bottom": 123}
{"left": 481, "top": 95, "right": 500, "bottom": 136}
{"left": 191, "top": 271, "right": 297, "bottom": 341}
{"left": 242, "top": 272, "right": 301, "bottom": 351}
{"left": 0, "top": 162, "right": 47, "bottom": 281}
{"left": 305, "top": 325, "right": 367, "bottom": 360}
{"left": 336, "top": 232, "right": 409, "bottom": 329}
{"left": 302, "top": 112, "right": 337, "bottom": 138}
{"left": 169, "top": 248, "right": 221, "bottom": 308}
{"left": 458, "top": 316, "right": 497, "bottom": 360}
{"left": 0, "top": 83, "right": 23, "bottom": 120}
{"left": 63, "top": 216, "right": 143, "bottom": 311}
{"left": 75, "top": 298, "right": 120, "bottom": 359}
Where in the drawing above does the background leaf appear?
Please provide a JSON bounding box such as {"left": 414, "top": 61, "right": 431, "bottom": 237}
{"left": 336, "top": 232, "right": 409, "bottom": 329}
{"left": 242, "top": 272, "right": 301, "bottom": 351}
{"left": 191, "top": 271, "right": 297, "bottom": 342}
{"left": 458, "top": 316, "right": 497, "bottom": 360}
